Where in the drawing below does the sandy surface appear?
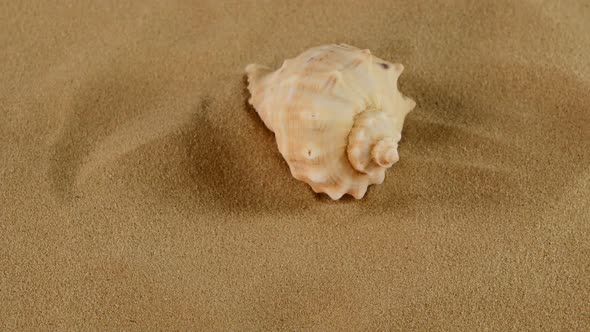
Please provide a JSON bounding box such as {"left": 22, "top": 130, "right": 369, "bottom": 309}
{"left": 2, "top": 0, "right": 589, "bottom": 330}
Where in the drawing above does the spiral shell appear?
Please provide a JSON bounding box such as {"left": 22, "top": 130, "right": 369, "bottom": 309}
{"left": 245, "top": 43, "right": 416, "bottom": 199}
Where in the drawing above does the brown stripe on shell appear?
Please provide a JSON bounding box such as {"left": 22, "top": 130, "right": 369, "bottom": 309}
{"left": 302, "top": 50, "right": 352, "bottom": 73}
{"left": 284, "top": 76, "right": 351, "bottom": 107}
{"left": 348, "top": 58, "right": 363, "bottom": 69}
{"left": 323, "top": 74, "right": 338, "bottom": 91}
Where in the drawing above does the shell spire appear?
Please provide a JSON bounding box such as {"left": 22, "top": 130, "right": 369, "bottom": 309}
{"left": 245, "top": 44, "right": 416, "bottom": 200}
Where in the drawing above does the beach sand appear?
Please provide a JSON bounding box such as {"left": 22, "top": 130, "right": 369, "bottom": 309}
{"left": 1, "top": 0, "right": 589, "bottom": 330}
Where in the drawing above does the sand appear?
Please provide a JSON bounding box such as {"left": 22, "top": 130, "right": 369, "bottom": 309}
{"left": 1, "top": 0, "right": 589, "bottom": 330}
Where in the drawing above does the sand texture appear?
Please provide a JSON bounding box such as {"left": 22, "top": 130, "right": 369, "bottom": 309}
{"left": 2, "top": 1, "right": 589, "bottom": 330}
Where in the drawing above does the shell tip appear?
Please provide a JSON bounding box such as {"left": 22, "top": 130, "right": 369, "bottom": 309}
{"left": 245, "top": 63, "right": 272, "bottom": 82}
{"left": 327, "top": 190, "right": 345, "bottom": 200}
{"left": 407, "top": 97, "right": 417, "bottom": 111}
{"left": 351, "top": 186, "right": 368, "bottom": 199}
{"left": 244, "top": 63, "right": 259, "bottom": 75}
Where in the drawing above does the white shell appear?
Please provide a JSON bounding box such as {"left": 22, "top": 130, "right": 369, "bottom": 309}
{"left": 245, "top": 43, "right": 416, "bottom": 199}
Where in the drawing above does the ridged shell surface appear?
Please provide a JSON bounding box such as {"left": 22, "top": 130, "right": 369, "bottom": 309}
{"left": 245, "top": 43, "right": 416, "bottom": 199}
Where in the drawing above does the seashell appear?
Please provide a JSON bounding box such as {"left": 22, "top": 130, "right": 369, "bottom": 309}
{"left": 245, "top": 43, "right": 416, "bottom": 200}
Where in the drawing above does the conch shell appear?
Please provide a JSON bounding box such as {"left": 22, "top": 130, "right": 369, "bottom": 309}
{"left": 245, "top": 43, "right": 416, "bottom": 199}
